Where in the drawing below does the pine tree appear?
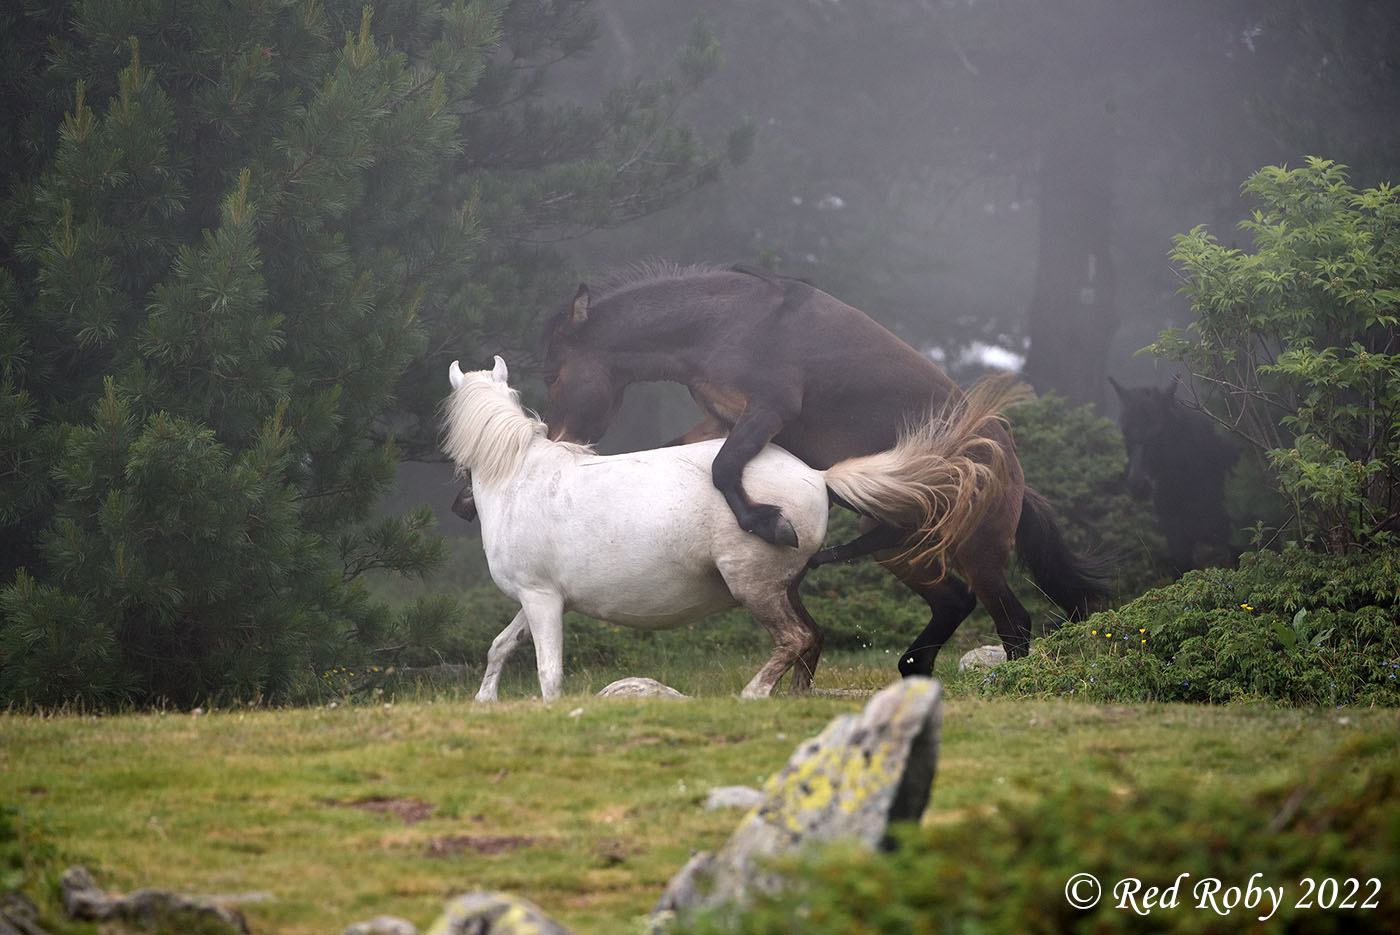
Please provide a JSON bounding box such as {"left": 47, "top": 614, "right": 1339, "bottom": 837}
{"left": 0, "top": 0, "right": 739, "bottom": 707}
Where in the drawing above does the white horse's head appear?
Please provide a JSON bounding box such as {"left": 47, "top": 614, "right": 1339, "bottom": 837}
{"left": 442, "top": 354, "right": 545, "bottom": 486}
{"left": 449, "top": 355, "right": 509, "bottom": 390}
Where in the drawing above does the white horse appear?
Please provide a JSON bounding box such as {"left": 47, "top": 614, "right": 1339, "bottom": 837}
{"left": 443, "top": 357, "right": 1020, "bottom": 701}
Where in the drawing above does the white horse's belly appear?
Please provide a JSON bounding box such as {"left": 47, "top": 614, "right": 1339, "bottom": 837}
{"left": 478, "top": 440, "right": 827, "bottom": 630}
{"left": 567, "top": 570, "right": 738, "bottom": 629}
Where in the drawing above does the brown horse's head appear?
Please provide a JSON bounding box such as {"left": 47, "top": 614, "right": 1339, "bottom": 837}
{"left": 542, "top": 284, "right": 622, "bottom": 444}
{"left": 1108, "top": 376, "right": 1176, "bottom": 500}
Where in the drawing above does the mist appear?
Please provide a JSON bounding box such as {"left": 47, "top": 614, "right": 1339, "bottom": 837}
{"left": 408, "top": 0, "right": 1400, "bottom": 528}
{"left": 567, "top": 0, "right": 1396, "bottom": 393}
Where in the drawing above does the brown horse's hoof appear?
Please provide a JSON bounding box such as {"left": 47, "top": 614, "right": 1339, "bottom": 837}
{"left": 747, "top": 506, "right": 799, "bottom": 549}
{"left": 771, "top": 519, "right": 799, "bottom": 549}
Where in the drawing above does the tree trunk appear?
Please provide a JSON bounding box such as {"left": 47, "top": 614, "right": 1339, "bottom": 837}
{"left": 1023, "top": 104, "right": 1118, "bottom": 408}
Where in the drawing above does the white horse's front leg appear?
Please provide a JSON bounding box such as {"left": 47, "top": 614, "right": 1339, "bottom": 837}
{"left": 476, "top": 609, "right": 530, "bottom": 703}
{"left": 520, "top": 591, "right": 566, "bottom": 702}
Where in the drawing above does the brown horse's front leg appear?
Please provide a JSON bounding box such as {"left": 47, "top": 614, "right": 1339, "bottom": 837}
{"left": 664, "top": 412, "right": 729, "bottom": 447}
{"left": 808, "top": 522, "right": 906, "bottom": 568}
{"left": 711, "top": 407, "right": 799, "bottom": 548}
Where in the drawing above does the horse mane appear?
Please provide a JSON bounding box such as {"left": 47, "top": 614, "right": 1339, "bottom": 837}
{"left": 537, "top": 262, "right": 704, "bottom": 349}
{"left": 441, "top": 370, "right": 591, "bottom": 487}
{"left": 540, "top": 262, "right": 803, "bottom": 353}
{"left": 590, "top": 260, "right": 729, "bottom": 299}
{"left": 589, "top": 261, "right": 819, "bottom": 306}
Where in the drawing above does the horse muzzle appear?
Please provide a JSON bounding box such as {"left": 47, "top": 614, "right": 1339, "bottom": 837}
{"left": 547, "top": 424, "right": 588, "bottom": 444}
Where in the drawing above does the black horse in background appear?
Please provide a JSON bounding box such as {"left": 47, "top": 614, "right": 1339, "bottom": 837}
{"left": 1108, "top": 377, "right": 1240, "bottom": 573}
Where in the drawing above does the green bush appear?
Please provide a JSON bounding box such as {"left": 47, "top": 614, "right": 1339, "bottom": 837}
{"left": 673, "top": 735, "right": 1400, "bottom": 934}
{"left": 974, "top": 548, "right": 1400, "bottom": 706}
{"left": 1157, "top": 159, "right": 1400, "bottom": 554}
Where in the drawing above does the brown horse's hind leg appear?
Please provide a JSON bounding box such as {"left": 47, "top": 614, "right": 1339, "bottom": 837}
{"left": 963, "top": 566, "right": 1033, "bottom": 661}
{"left": 886, "top": 528, "right": 1032, "bottom": 675}
{"left": 951, "top": 505, "right": 1034, "bottom": 662}
{"left": 783, "top": 583, "right": 824, "bottom": 694}
{"left": 892, "top": 572, "right": 979, "bottom": 677}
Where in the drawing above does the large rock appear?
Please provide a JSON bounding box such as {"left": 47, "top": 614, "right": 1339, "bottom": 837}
{"left": 652, "top": 677, "right": 943, "bottom": 925}
{"left": 60, "top": 866, "right": 249, "bottom": 934}
{"left": 424, "top": 891, "right": 571, "bottom": 935}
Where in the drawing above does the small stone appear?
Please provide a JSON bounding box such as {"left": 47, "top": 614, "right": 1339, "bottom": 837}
{"left": 0, "top": 891, "right": 47, "bottom": 935}
{"left": 595, "top": 678, "right": 687, "bottom": 698}
{"left": 425, "top": 891, "right": 570, "bottom": 935}
{"left": 958, "top": 644, "right": 1007, "bottom": 672}
{"left": 345, "top": 916, "right": 418, "bottom": 935}
{"left": 703, "top": 786, "right": 765, "bottom": 811}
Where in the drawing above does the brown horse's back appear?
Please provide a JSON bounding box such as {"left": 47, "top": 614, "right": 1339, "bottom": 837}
{"left": 702, "top": 269, "right": 974, "bottom": 468}
{"left": 540, "top": 262, "right": 1104, "bottom": 668}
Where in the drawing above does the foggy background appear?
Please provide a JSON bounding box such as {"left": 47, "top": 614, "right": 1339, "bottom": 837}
{"left": 410, "top": 0, "right": 1400, "bottom": 527}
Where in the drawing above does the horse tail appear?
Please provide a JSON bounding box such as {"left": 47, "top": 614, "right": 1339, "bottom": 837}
{"left": 820, "top": 375, "right": 1031, "bottom": 581}
{"left": 1014, "top": 486, "right": 1112, "bottom": 621}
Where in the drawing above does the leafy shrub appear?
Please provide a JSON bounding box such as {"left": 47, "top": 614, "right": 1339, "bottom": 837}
{"left": 673, "top": 735, "right": 1400, "bottom": 934}
{"left": 1157, "top": 159, "right": 1400, "bottom": 554}
{"left": 975, "top": 548, "right": 1400, "bottom": 706}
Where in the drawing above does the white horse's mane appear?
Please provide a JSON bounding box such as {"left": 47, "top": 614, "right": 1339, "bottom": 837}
{"left": 441, "top": 367, "right": 591, "bottom": 487}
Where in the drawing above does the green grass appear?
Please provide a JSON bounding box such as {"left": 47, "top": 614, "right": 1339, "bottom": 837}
{"left": 4, "top": 667, "right": 1398, "bottom": 934}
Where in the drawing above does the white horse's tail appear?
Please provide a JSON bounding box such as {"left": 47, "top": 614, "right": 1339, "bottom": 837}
{"left": 820, "top": 375, "right": 1031, "bottom": 581}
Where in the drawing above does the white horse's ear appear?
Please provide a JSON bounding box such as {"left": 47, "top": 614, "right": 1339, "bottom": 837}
{"left": 449, "top": 360, "right": 465, "bottom": 389}
{"left": 492, "top": 356, "right": 509, "bottom": 384}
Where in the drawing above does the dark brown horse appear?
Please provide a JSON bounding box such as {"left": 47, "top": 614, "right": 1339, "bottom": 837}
{"left": 534, "top": 263, "right": 1107, "bottom": 671}
{"left": 1108, "top": 377, "right": 1240, "bottom": 573}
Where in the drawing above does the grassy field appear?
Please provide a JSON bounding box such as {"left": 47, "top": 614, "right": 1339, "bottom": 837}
{"left": 3, "top": 658, "right": 1398, "bottom": 934}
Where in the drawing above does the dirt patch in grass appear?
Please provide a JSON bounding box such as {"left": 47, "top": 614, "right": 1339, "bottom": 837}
{"left": 425, "top": 834, "right": 534, "bottom": 858}
{"left": 337, "top": 796, "right": 437, "bottom": 824}
{"left": 594, "top": 838, "right": 640, "bottom": 865}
